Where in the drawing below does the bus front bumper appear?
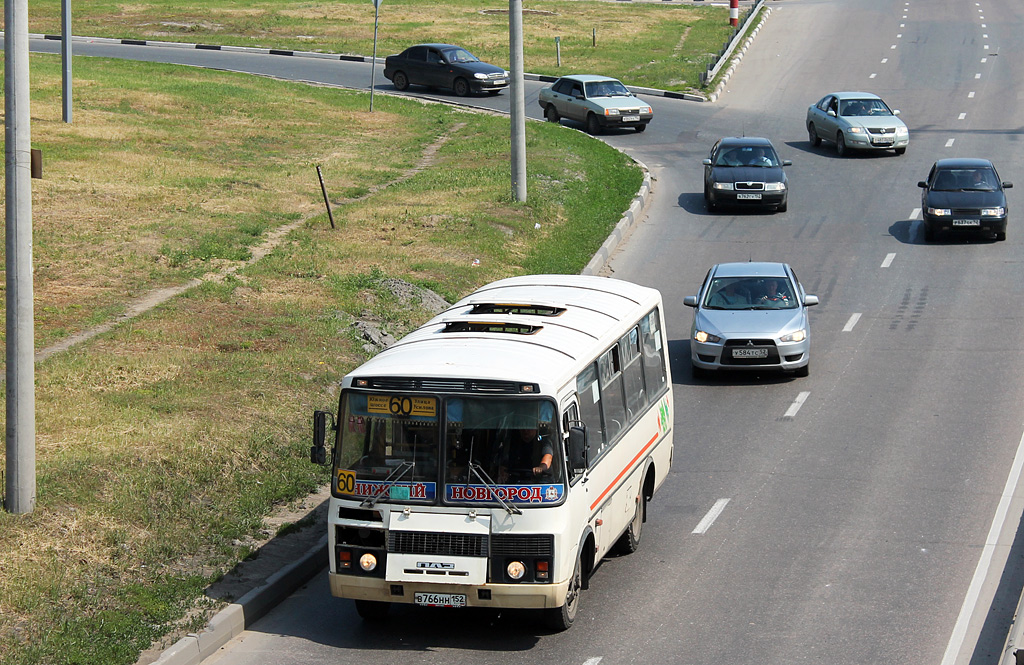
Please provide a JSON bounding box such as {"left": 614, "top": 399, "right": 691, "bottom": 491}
{"left": 329, "top": 572, "right": 568, "bottom": 609}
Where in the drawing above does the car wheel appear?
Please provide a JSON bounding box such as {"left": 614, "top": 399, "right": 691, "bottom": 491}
{"left": 996, "top": 231, "right": 1007, "bottom": 241}
{"left": 453, "top": 78, "right": 470, "bottom": 97}
{"left": 354, "top": 600, "right": 391, "bottom": 621}
{"left": 793, "top": 363, "right": 809, "bottom": 378}
{"left": 776, "top": 199, "right": 788, "bottom": 213}
{"left": 392, "top": 71, "right": 409, "bottom": 91}
{"left": 692, "top": 363, "right": 710, "bottom": 379}
{"left": 808, "top": 123, "right": 821, "bottom": 147}
{"left": 544, "top": 552, "right": 582, "bottom": 631}
{"left": 894, "top": 146, "right": 906, "bottom": 155}
{"left": 615, "top": 494, "right": 645, "bottom": 554}
{"left": 586, "top": 113, "right": 602, "bottom": 135}
{"left": 634, "top": 123, "right": 647, "bottom": 133}
{"left": 835, "top": 132, "right": 846, "bottom": 156}
{"left": 545, "top": 105, "right": 560, "bottom": 123}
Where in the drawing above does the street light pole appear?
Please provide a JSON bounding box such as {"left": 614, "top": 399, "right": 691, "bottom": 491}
{"left": 509, "top": 0, "right": 527, "bottom": 202}
{"left": 5, "top": 0, "right": 38, "bottom": 514}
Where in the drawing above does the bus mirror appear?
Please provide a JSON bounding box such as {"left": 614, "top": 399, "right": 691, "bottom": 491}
{"left": 311, "top": 410, "right": 334, "bottom": 465}
{"left": 568, "top": 425, "right": 588, "bottom": 472}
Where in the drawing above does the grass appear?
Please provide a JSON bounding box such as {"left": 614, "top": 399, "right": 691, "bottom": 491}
{"left": 10, "top": 0, "right": 738, "bottom": 92}
{"left": 0, "top": 51, "right": 641, "bottom": 665}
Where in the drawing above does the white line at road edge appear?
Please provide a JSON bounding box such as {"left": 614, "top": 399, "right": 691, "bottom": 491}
{"left": 843, "top": 313, "right": 862, "bottom": 332}
{"left": 940, "top": 428, "right": 1024, "bottom": 665}
{"left": 693, "top": 499, "right": 730, "bottom": 534}
{"left": 881, "top": 253, "right": 896, "bottom": 268}
{"left": 783, "top": 391, "right": 810, "bottom": 418}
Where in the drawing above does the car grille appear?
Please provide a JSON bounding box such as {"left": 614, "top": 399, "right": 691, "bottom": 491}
{"left": 484, "top": 72, "right": 507, "bottom": 80}
{"left": 735, "top": 181, "right": 766, "bottom": 191}
{"left": 867, "top": 127, "right": 896, "bottom": 135}
{"left": 951, "top": 208, "right": 982, "bottom": 215}
{"left": 722, "top": 338, "right": 780, "bottom": 366}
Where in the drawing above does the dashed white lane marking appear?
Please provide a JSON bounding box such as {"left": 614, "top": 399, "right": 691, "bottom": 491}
{"left": 975, "top": 73, "right": 982, "bottom": 79}
{"left": 783, "top": 392, "right": 811, "bottom": 419}
{"left": 940, "top": 428, "right": 1024, "bottom": 665}
{"left": 842, "top": 313, "right": 862, "bottom": 332}
{"left": 969, "top": 91, "right": 976, "bottom": 98}
{"left": 983, "top": 33, "right": 988, "bottom": 38}
{"left": 959, "top": 113, "right": 967, "bottom": 120}
{"left": 982, "top": 23, "right": 987, "bottom": 27}
{"left": 912, "top": 207, "right": 921, "bottom": 219}
{"left": 881, "top": 253, "right": 896, "bottom": 268}
{"left": 692, "top": 499, "right": 731, "bottom": 534}
{"left": 981, "top": 57, "right": 988, "bottom": 63}
{"left": 890, "top": 44, "right": 898, "bottom": 49}
{"left": 881, "top": 58, "right": 889, "bottom": 64}
{"left": 582, "top": 659, "right": 603, "bottom": 665}
{"left": 870, "top": 73, "right": 877, "bottom": 79}
{"left": 946, "top": 138, "right": 956, "bottom": 147}
{"left": 897, "top": 33, "right": 903, "bottom": 38}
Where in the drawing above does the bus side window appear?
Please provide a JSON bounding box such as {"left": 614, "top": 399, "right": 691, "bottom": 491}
{"left": 575, "top": 363, "right": 606, "bottom": 462}
{"left": 640, "top": 309, "right": 667, "bottom": 396}
{"left": 598, "top": 346, "right": 627, "bottom": 447}
{"left": 621, "top": 326, "right": 646, "bottom": 418}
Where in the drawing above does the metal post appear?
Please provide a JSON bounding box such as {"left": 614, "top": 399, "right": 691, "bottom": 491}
{"left": 729, "top": 0, "right": 739, "bottom": 26}
{"left": 61, "top": 0, "right": 71, "bottom": 123}
{"left": 509, "top": 0, "right": 527, "bottom": 202}
{"left": 5, "top": 0, "right": 37, "bottom": 514}
{"left": 369, "top": 0, "right": 380, "bottom": 112}
{"left": 555, "top": 36, "right": 561, "bottom": 67}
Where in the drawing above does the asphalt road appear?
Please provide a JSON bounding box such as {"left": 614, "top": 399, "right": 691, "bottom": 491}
{"left": 15, "top": 0, "right": 1024, "bottom": 663}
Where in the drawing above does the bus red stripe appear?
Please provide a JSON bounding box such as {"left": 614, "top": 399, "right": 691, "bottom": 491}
{"left": 589, "top": 431, "right": 659, "bottom": 511}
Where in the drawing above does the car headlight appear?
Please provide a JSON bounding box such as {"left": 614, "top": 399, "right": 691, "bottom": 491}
{"left": 896, "top": 126, "right": 909, "bottom": 137}
{"left": 780, "top": 329, "right": 806, "bottom": 343}
{"left": 927, "top": 207, "right": 951, "bottom": 216}
{"left": 847, "top": 127, "right": 866, "bottom": 134}
{"left": 474, "top": 72, "right": 488, "bottom": 80}
{"left": 763, "top": 182, "right": 786, "bottom": 192}
{"left": 604, "top": 108, "right": 621, "bottom": 116}
{"left": 713, "top": 182, "right": 734, "bottom": 191}
{"left": 982, "top": 207, "right": 1005, "bottom": 216}
{"left": 694, "top": 330, "right": 722, "bottom": 344}
{"left": 642, "top": 106, "right": 653, "bottom": 114}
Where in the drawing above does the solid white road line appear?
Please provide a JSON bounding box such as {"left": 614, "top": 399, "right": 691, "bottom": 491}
{"left": 940, "top": 428, "right": 1024, "bottom": 665}
{"left": 843, "top": 313, "right": 862, "bottom": 332}
{"left": 783, "top": 391, "right": 810, "bottom": 418}
{"left": 692, "top": 499, "right": 730, "bottom": 534}
{"left": 881, "top": 253, "right": 896, "bottom": 268}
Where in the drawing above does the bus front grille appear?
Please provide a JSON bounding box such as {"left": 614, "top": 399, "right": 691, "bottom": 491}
{"left": 491, "top": 534, "right": 554, "bottom": 556}
{"left": 389, "top": 531, "right": 489, "bottom": 557}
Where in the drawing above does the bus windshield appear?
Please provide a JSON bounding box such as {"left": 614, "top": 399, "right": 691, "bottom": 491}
{"left": 336, "top": 393, "right": 564, "bottom": 505}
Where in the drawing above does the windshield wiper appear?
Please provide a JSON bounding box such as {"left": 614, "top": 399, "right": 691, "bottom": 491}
{"left": 361, "top": 461, "right": 415, "bottom": 508}
{"left": 468, "top": 462, "right": 522, "bottom": 515}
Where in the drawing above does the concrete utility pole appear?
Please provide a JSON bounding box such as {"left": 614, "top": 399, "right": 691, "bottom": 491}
{"left": 5, "top": 0, "right": 37, "bottom": 514}
{"left": 62, "top": 0, "right": 72, "bottom": 123}
{"left": 509, "top": 0, "right": 527, "bottom": 202}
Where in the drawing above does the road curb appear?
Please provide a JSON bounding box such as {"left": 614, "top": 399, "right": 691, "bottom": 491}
{"left": 151, "top": 536, "right": 328, "bottom": 665}
{"left": 582, "top": 160, "right": 654, "bottom": 276}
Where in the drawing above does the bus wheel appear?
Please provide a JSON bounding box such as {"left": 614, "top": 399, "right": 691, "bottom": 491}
{"left": 616, "top": 494, "right": 645, "bottom": 554}
{"left": 544, "top": 554, "right": 582, "bottom": 631}
{"left": 354, "top": 599, "right": 391, "bottom": 621}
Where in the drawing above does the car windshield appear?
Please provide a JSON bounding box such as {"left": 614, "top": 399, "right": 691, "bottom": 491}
{"left": 585, "top": 80, "right": 631, "bottom": 98}
{"left": 703, "top": 277, "right": 797, "bottom": 310}
{"left": 442, "top": 48, "right": 480, "bottom": 63}
{"left": 839, "top": 98, "right": 893, "bottom": 116}
{"left": 713, "top": 145, "right": 780, "bottom": 168}
{"left": 932, "top": 168, "right": 998, "bottom": 192}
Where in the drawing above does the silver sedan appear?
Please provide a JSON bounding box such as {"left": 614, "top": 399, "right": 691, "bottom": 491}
{"left": 806, "top": 92, "right": 908, "bottom": 156}
{"left": 683, "top": 262, "right": 819, "bottom": 378}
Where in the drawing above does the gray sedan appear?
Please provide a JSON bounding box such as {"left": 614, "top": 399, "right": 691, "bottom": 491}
{"left": 538, "top": 74, "right": 653, "bottom": 134}
{"left": 683, "top": 262, "right": 819, "bottom": 378}
{"left": 806, "top": 92, "right": 908, "bottom": 156}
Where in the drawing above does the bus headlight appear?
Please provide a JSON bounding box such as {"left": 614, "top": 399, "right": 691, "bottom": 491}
{"left": 359, "top": 553, "right": 378, "bottom": 572}
{"left": 507, "top": 561, "right": 526, "bottom": 580}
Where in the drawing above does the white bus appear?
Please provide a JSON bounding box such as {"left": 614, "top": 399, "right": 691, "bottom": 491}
{"left": 310, "top": 274, "right": 673, "bottom": 630}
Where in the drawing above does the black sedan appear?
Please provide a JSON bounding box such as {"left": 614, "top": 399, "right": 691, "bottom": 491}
{"left": 918, "top": 158, "right": 1012, "bottom": 242}
{"left": 383, "top": 44, "right": 509, "bottom": 97}
{"left": 703, "top": 137, "right": 791, "bottom": 213}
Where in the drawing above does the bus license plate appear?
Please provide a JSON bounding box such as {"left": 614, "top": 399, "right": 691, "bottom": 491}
{"left": 732, "top": 348, "right": 768, "bottom": 359}
{"left": 952, "top": 219, "right": 979, "bottom": 226}
{"left": 415, "top": 593, "right": 467, "bottom": 608}
{"left": 736, "top": 193, "right": 762, "bottom": 200}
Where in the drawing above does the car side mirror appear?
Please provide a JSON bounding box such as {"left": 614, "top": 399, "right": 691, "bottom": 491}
{"left": 782, "top": 159, "right": 793, "bottom": 166}
{"left": 1003, "top": 182, "right": 1014, "bottom": 189}
{"left": 574, "top": 93, "right": 585, "bottom": 100}
{"left": 827, "top": 109, "right": 837, "bottom": 117}
{"left": 702, "top": 158, "right": 712, "bottom": 166}
{"left": 893, "top": 109, "right": 901, "bottom": 116}
{"left": 683, "top": 295, "right": 698, "bottom": 307}
{"left": 917, "top": 181, "right": 928, "bottom": 188}
{"left": 804, "top": 295, "right": 820, "bottom": 307}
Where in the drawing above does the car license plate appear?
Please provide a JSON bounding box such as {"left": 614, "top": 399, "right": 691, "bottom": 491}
{"left": 952, "top": 219, "right": 980, "bottom": 226}
{"left": 736, "top": 193, "right": 762, "bottom": 200}
{"left": 495, "top": 79, "right": 507, "bottom": 85}
{"left": 622, "top": 115, "right": 641, "bottom": 122}
{"left": 732, "top": 348, "right": 768, "bottom": 359}
{"left": 414, "top": 593, "right": 467, "bottom": 608}
{"left": 873, "top": 137, "right": 893, "bottom": 145}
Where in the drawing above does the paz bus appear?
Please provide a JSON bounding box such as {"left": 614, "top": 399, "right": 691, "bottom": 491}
{"left": 310, "top": 274, "right": 673, "bottom": 630}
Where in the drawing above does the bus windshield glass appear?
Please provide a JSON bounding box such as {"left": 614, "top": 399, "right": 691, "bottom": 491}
{"left": 335, "top": 392, "right": 564, "bottom": 506}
